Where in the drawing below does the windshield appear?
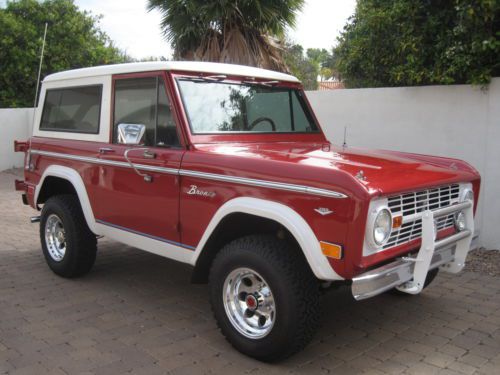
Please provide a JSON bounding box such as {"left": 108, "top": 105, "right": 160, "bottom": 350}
{"left": 177, "top": 79, "right": 319, "bottom": 134}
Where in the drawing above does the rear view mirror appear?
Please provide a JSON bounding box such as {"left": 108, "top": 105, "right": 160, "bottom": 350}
{"left": 117, "top": 123, "right": 146, "bottom": 145}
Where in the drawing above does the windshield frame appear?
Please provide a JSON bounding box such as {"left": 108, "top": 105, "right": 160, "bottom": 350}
{"left": 170, "top": 72, "right": 326, "bottom": 144}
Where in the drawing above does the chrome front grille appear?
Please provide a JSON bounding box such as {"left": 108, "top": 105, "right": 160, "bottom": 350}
{"left": 384, "top": 184, "right": 460, "bottom": 249}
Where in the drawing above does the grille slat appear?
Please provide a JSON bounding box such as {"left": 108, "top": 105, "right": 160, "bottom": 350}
{"left": 383, "top": 184, "right": 460, "bottom": 250}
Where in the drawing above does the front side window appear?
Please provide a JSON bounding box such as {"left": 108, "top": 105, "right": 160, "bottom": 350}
{"left": 176, "top": 79, "right": 318, "bottom": 134}
{"left": 113, "top": 77, "right": 180, "bottom": 147}
{"left": 40, "top": 85, "right": 102, "bottom": 133}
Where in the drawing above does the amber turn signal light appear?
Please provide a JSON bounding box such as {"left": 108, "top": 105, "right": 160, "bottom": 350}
{"left": 320, "top": 241, "right": 343, "bottom": 259}
{"left": 393, "top": 215, "right": 403, "bottom": 229}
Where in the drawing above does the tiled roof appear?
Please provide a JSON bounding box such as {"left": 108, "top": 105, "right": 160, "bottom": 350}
{"left": 318, "top": 81, "right": 345, "bottom": 90}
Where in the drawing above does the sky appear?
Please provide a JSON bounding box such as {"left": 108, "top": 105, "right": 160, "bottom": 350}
{"left": 0, "top": 0, "right": 357, "bottom": 59}
{"left": 73, "top": 0, "right": 356, "bottom": 59}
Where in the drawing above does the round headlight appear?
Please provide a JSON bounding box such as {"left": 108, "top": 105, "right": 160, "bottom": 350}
{"left": 462, "top": 189, "right": 474, "bottom": 202}
{"left": 455, "top": 211, "right": 466, "bottom": 232}
{"left": 373, "top": 209, "right": 392, "bottom": 245}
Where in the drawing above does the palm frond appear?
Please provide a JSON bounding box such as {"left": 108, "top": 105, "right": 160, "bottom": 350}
{"left": 195, "top": 29, "right": 221, "bottom": 61}
{"left": 147, "top": 0, "right": 303, "bottom": 71}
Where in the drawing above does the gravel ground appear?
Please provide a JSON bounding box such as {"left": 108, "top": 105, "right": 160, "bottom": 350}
{"left": 465, "top": 247, "right": 500, "bottom": 277}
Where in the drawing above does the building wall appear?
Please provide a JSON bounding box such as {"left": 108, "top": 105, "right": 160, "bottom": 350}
{"left": 0, "top": 108, "right": 34, "bottom": 171}
{"left": 307, "top": 78, "right": 499, "bottom": 249}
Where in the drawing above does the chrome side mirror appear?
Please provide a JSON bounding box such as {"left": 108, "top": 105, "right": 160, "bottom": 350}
{"left": 117, "top": 123, "right": 146, "bottom": 145}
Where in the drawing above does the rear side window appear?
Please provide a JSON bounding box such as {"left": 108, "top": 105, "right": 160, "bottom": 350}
{"left": 40, "top": 85, "right": 102, "bottom": 134}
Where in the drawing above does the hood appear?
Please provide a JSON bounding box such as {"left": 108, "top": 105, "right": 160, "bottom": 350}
{"left": 194, "top": 142, "right": 479, "bottom": 197}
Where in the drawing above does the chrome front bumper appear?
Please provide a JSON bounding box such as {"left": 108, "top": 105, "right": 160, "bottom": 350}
{"left": 352, "top": 201, "right": 474, "bottom": 301}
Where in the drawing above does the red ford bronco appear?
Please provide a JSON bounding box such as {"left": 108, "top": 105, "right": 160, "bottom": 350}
{"left": 15, "top": 62, "right": 480, "bottom": 361}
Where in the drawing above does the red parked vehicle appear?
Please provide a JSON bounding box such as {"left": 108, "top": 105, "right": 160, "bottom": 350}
{"left": 15, "top": 62, "right": 480, "bottom": 361}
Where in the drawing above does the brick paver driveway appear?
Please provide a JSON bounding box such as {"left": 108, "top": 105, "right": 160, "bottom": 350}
{"left": 0, "top": 170, "right": 499, "bottom": 375}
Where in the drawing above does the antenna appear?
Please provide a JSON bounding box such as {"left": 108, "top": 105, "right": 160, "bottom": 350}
{"left": 33, "top": 22, "right": 48, "bottom": 112}
{"left": 343, "top": 126, "right": 348, "bottom": 148}
{"left": 27, "top": 22, "right": 48, "bottom": 170}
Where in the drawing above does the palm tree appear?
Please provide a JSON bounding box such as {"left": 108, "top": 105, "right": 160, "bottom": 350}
{"left": 147, "top": 0, "right": 304, "bottom": 72}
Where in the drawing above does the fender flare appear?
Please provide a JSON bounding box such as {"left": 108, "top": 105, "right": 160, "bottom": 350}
{"left": 35, "top": 165, "right": 99, "bottom": 234}
{"left": 190, "top": 197, "right": 343, "bottom": 281}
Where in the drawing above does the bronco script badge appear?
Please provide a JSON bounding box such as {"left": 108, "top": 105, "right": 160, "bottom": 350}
{"left": 187, "top": 185, "right": 216, "bottom": 198}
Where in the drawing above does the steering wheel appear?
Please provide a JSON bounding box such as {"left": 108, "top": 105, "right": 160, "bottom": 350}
{"left": 249, "top": 117, "right": 276, "bottom": 132}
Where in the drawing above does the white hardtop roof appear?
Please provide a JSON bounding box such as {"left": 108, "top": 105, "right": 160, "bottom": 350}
{"left": 44, "top": 61, "right": 300, "bottom": 83}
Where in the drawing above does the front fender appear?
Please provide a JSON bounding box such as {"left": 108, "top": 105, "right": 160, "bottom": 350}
{"left": 191, "top": 197, "right": 343, "bottom": 281}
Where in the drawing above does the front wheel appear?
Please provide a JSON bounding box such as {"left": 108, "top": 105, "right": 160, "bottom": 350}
{"left": 209, "top": 235, "right": 320, "bottom": 362}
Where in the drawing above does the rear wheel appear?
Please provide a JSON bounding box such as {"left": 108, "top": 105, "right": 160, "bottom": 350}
{"left": 40, "top": 194, "right": 97, "bottom": 278}
{"left": 209, "top": 235, "right": 320, "bottom": 362}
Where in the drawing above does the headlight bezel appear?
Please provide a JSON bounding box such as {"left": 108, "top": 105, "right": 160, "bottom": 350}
{"left": 461, "top": 188, "right": 474, "bottom": 204}
{"left": 364, "top": 201, "right": 393, "bottom": 253}
{"left": 454, "top": 211, "right": 466, "bottom": 232}
{"left": 373, "top": 207, "right": 392, "bottom": 246}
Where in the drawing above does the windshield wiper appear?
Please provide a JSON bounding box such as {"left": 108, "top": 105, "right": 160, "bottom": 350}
{"left": 179, "top": 75, "right": 279, "bottom": 87}
{"left": 242, "top": 80, "right": 279, "bottom": 87}
{"left": 178, "top": 75, "right": 227, "bottom": 83}
{"left": 203, "top": 75, "right": 227, "bottom": 81}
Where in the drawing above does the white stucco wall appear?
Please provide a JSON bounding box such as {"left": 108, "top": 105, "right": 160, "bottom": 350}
{"left": 307, "top": 78, "right": 500, "bottom": 249}
{"left": 0, "top": 108, "right": 34, "bottom": 171}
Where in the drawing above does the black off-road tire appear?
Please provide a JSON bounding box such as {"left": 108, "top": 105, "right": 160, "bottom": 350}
{"left": 40, "top": 194, "right": 97, "bottom": 278}
{"left": 209, "top": 234, "right": 321, "bottom": 362}
{"left": 389, "top": 268, "right": 439, "bottom": 296}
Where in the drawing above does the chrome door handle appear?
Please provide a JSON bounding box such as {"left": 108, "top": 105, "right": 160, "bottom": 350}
{"left": 124, "top": 148, "right": 153, "bottom": 183}
{"left": 143, "top": 149, "right": 156, "bottom": 159}
{"left": 99, "top": 147, "right": 115, "bottom": 154}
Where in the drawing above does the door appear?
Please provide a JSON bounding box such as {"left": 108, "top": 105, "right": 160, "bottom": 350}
{"left": 94, "top": 72, "right": 184, "bottom": 245}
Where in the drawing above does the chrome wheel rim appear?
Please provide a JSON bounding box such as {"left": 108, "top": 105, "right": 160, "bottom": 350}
{"left": 222, "top": 267, "right": 276, "bottom": 339}
{"left": 44, "top": 214, "right": 66, "bottom": 262}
